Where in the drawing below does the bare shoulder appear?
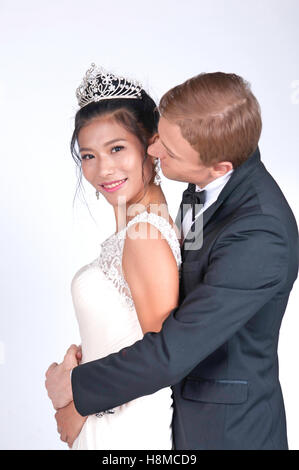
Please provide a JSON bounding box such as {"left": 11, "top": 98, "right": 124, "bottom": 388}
{"left": 126, "top": 206, "right": 180, "bottom": 243}
{"left": 122, "top": 214, "right": 180, "bottom": 333}
{"left": 123, "top": 218, "right": 178, "bottom": 268}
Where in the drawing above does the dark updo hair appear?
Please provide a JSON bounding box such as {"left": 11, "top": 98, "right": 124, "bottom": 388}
{"left": 70, "top": 89, "right": 160, "bottom": 207}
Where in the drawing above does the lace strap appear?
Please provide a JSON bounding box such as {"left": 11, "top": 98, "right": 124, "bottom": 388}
{"left": 120, "top": 211, "right": 181, "bottom": 267}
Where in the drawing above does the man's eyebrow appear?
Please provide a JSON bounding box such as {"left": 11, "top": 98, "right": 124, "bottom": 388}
{"left": 79, "top": 138, "right": 126, "bottom": 152}
{"left": 160, "top": 139, "right": 180, "bottom": 158}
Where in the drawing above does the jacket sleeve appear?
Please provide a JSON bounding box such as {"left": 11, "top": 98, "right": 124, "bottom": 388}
{"left": 71, "top": 214, "right": 289, "bottom": 416}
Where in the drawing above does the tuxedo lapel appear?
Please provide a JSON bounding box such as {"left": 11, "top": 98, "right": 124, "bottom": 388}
{"left": 181, "top": 147, "right": 263, "bottom": 262}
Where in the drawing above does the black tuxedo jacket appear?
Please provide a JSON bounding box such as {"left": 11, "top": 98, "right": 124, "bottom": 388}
{"left": 71, "top": 148, "right": 299, "bottom": 449}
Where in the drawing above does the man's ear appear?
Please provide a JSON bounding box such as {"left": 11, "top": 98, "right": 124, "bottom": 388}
{"left": 211, "top": 161, "right": 234, "bottom": 177}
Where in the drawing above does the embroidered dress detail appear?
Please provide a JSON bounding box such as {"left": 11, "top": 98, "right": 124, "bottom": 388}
{"left": 70, "top": 209, "right": 181, "bottom": 449}
{"left": 97, "top": 211, "right": 182, "bottom": 310}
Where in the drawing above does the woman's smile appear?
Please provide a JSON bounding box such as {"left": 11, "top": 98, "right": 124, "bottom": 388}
{"left": 100, "top": 178, "right": 128, "bottom": 192}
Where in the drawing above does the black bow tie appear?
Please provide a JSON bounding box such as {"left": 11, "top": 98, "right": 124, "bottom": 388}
{"left": 180, "top": 183, "right": 206, "bottom": 224}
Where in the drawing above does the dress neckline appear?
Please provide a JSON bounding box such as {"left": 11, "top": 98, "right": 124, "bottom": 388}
{"left": 101, "top": 209, "right": 179, "bottom": 246}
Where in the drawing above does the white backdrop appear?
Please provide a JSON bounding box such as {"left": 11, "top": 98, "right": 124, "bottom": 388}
{"left": 0, "top": 0, "right": 298, "bottom": 450}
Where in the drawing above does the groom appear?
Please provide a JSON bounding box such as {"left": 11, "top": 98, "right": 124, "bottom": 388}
{"left": 46, "top": 72, "right": 299, "bottom": 449}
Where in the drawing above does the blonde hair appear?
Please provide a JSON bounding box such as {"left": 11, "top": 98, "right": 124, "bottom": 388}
{"left": 159, "top": 72, "right": 262, "bottom": 168}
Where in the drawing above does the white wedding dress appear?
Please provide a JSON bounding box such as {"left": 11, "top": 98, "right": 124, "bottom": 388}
{"left": 70, "top": 210, "right": 182, "bottom": 450}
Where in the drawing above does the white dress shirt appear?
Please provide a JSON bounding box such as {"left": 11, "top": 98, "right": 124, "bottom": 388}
{"left": 182, "top": 169, "right": 234, "bottom": 241}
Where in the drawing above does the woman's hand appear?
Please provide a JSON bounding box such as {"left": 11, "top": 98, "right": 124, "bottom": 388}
{"left": 55, "top": 400, "right": 88, "bottom": 448}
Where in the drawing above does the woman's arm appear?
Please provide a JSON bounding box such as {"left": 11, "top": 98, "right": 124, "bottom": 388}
{"left": 122, "top": 221, "right": 180, "bottom": 334}
{"left": 52, "top": 222, "right": 179, "bottom": 446}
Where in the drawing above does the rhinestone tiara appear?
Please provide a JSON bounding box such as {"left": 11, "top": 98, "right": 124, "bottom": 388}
{"left": 76, "top": 63, "right": 143, "bottom": 109}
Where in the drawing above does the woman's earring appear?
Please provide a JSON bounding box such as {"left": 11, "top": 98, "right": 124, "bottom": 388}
{"left": 153, "top": 158, "right": 162, "bottom": 186}
{"left": 95, "top": 190, "right": 100, "bottom": 200}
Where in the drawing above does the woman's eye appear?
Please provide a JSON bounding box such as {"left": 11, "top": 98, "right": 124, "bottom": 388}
{"left": 81, "top": 154, "right": 94, "bottom": 160}
{"left": 111, "top": 145, "right": 124, "bottom": 153}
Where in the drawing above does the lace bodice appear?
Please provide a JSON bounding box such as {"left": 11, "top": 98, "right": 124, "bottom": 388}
{"left": 95, "top": 210, "right": 182, "bottom": 311}
{"left": 71, "top": 210, "right": 181, "bottom": 447}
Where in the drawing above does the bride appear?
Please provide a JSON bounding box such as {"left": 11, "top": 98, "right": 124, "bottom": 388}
{"left": 48, "top": 64, "right": 182, "bottom": 449}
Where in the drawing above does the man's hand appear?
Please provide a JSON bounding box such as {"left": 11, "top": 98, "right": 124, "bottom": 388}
{"left": 45, "top": 344, "right": 81, "bottom": 410}
{"left": 55, "top": 400, "right": 88, "bottom": 448}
